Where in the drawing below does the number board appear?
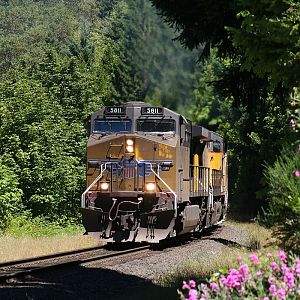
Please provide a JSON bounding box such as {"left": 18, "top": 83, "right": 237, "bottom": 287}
{"left": 141, "top": 107, "right": 163, "bottom": 115}
{"left": 104, "top": 106, "right": 126, "bottom": 115}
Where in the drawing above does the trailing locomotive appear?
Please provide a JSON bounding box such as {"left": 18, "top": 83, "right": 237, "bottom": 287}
{"left": 81, "top": 102, "right": 228, "bottom": 243}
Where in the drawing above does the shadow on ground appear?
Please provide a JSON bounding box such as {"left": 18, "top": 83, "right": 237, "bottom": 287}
{"left": 0, "top": 263, "right": 178, "bottom": 300}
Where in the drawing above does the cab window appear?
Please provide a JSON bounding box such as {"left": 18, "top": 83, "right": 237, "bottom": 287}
{"left": 136, "top": 119, "right": 175, "bottom": 132}
{"left": 93, "top": 119, "right": 132, "bottom": 133}
{"left": 213, "top": 141, "right": 221, "bottom": 152}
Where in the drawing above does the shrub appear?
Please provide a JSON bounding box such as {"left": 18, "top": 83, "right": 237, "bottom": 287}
{"left": 179, "top": 250, "right": 300, "bottom": 300}
{"left": 262, "top": 148, "right": 300, "bottom": 253}
{"left": 0, "top": 162, "right": 23, "bottom": 230}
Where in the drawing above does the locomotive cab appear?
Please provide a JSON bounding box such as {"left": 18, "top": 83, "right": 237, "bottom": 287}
{"left": 81, "top": 102, "right": 228, "bottom": 243}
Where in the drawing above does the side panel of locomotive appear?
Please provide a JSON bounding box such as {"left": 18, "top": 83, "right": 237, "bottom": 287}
{"left": 81, "top": 102, "right": 228, "bottom": 243}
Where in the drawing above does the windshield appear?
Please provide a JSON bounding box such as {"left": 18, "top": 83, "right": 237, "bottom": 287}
{"left": 93, "top": 119, "right": 132, "bottom": 133}
{"left": 136, "top": 119, "right": 175, "bottom": 132}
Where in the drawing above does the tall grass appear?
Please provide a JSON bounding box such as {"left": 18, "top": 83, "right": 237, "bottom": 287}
{"left": 6, "top": 214, "right": 82, "bottom": 238}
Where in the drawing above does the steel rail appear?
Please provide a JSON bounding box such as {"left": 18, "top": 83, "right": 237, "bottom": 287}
{"left": 0, "top": 245, "right": 150, "bottom": 282}
{"left": 0, "top": 245, "right": 105, "bottom": 268}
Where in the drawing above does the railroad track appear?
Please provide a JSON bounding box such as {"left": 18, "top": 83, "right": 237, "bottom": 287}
{"left": 0, "top": 244, "right": 150, "bottom": 283}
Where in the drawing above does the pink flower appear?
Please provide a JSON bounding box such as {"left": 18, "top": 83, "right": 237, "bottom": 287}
{"left": 250, "top": 254, "right": 259, "bottom": 264}
{"left": 295, "top": 258, "right": 300, "bottom": 277}
{"left": 268, "top": 275, "right": 276, "bottom": 284}
{"left": 293, "top": 170, "right": 300, "bottom": 177}
{"left": 281, "top": 263, "right": 288, "bottom": 272}
{"left": 270, "top": 261, "right": 279, "bottom": 272}
{"left": 266, "top": 253, "right": 273, "bottom": 258}
{"left": 209, "top": 282, "right": 219, "bottom": 292}
{"left": 290, "top": 119, "right": 297, "bottom": 130}
{"left": 277, "top": 287, "right": 286, "bottom": 300}
{"left": 269, "top": 284, "right": 277, "bottom": 297}
{"left": 256, "top": 271, "right": 263, "bottom": 277}
{"left": 262, "top": 297, "right": 269, "bottom": 300}
{"left": 283, "top": 268, "right": 295, "bottom": 289}
{"left": 237, "top": 256, "right": 242, "bottom": 264}
{"left": 182, "top": 281, "right": 190, "bottom": 290}
{"left": 279, "top": 251, "right": 287, "bottom": 263}
{"left": 239, "top": 263, "right": 249, "bottom": 279}
{"left": 221, "top": 269, "right": 242, "bottom": 290}
{"left": 189, "top": 280, "right": 196, "bottom": 288}
{"left": 188, "top": 288, "right": 198, "bottom": 300}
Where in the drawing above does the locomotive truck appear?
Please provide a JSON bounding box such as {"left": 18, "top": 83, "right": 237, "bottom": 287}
{"left": 81, "top": 101, "right": 228, "bottom": 243}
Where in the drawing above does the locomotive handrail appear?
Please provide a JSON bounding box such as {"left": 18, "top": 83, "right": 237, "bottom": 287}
{"left": 142, "top": 161, "right": 177, "bottom": 217}
{"left": 81, "top": 162, "right": 109, "bottom": 208}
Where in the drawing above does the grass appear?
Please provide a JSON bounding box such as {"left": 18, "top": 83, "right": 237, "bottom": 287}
{"left": 0, "top": 214, "right": 104, "bottom": 263}
{"left": 158, "top": 244, "right": 244, "bottom": 287}
{"left": 158, "top": 220, "right": 278, "bottom": 287}
{"left": 227, "top": 219, "right": 277, "bottom": 250}
{"left": 5, "top": 214, "right": 83, "bottom": 238}
{"left": 0, "top": 234, "right": 103, "bottom": 263}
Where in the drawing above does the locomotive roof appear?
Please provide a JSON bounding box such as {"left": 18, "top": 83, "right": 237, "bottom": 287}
{"left": 91, "top": 101, "right": 181, "bottom": 119}
{"left": 91, "top": 102, "right": 223, "bottom": 142}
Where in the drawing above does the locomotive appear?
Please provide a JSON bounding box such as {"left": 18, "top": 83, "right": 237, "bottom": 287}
{"left": 81, "top": 102, "right": 228, "bottom": 243}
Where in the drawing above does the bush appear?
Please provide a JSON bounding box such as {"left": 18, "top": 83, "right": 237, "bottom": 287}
{"left": 179, "top": 251, "right": 300, "bottom": 300}
{"left": 261, "top": 148, "right": 300, "bottom": 253}
{"left": 0, "top": 163, "right": 23, "bottom": 230}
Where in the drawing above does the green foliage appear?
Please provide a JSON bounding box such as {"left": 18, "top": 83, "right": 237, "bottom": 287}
{"left": 263, "top": 149, "right": 300, "bottom": 251}
{"left": 228, "top": 1, "right": 300, "bottom": 88}
{"left": 260, "top": 90, "right": 300, "bottom": 251}
{"left": 0, "top": 43, "right": 115, "bottom": 221}
{"left": 0, "top": 162, "right": 23, "bottom": 230}
{"left": 0, "top": 0, "right": 120, "bottom": 227}
{"left": 189, "top": 55, "right": 293, "bottom": 214}
{"left": 6, "top": 213, "right": 82, "bottom": 238}
{"left": 187, "top": 50, "right": 225, "bottom": 129}
{"left": 0, "top": 0, "right": 78, "bottom": 75}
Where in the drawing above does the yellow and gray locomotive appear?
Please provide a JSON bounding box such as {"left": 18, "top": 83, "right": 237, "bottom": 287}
{"left": 81, "top": 102, "right": 228, "bottom": 243}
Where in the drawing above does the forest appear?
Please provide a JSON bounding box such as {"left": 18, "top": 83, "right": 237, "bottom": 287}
{"left": 0, "top": 0, "right": 299, "bottom": 251}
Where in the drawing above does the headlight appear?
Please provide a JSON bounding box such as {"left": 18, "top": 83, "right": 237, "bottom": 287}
{"left": 145, "top": 182, "right": 156, "bottom": 192}
{"left": 125, "top": 139, "right": 134, "bottom": 153}
{"left": 126, "top": 139, "right": 134, "bottom": 146}
{"left": 100, "top": 182, "right": 109, "bottom": 191}
{"left": 126, "top": 145, "right": 134, "bottom": 153}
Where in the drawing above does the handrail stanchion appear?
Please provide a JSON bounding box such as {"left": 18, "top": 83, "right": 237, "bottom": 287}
{"left": 81, "top": 163, "right": 108, "bottom": 208}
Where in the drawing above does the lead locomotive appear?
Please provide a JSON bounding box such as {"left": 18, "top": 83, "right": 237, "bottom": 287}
{"left": 81, "top": 102, "right": 228, "bottom": 243}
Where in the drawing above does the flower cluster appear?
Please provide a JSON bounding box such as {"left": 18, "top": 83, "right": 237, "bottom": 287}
{"left": 179, "top": 251, "right": 300, "bottom": 300}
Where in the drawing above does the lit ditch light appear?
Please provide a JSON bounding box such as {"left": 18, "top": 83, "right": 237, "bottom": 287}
{"left": 125, "top": 139, "right": 134, "bottom": 153}
{"left": 100, "top": 182, "right": 109, "bottom": 191}
{"left": 145, "top": 182, "right": 156, "bottom": 192}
